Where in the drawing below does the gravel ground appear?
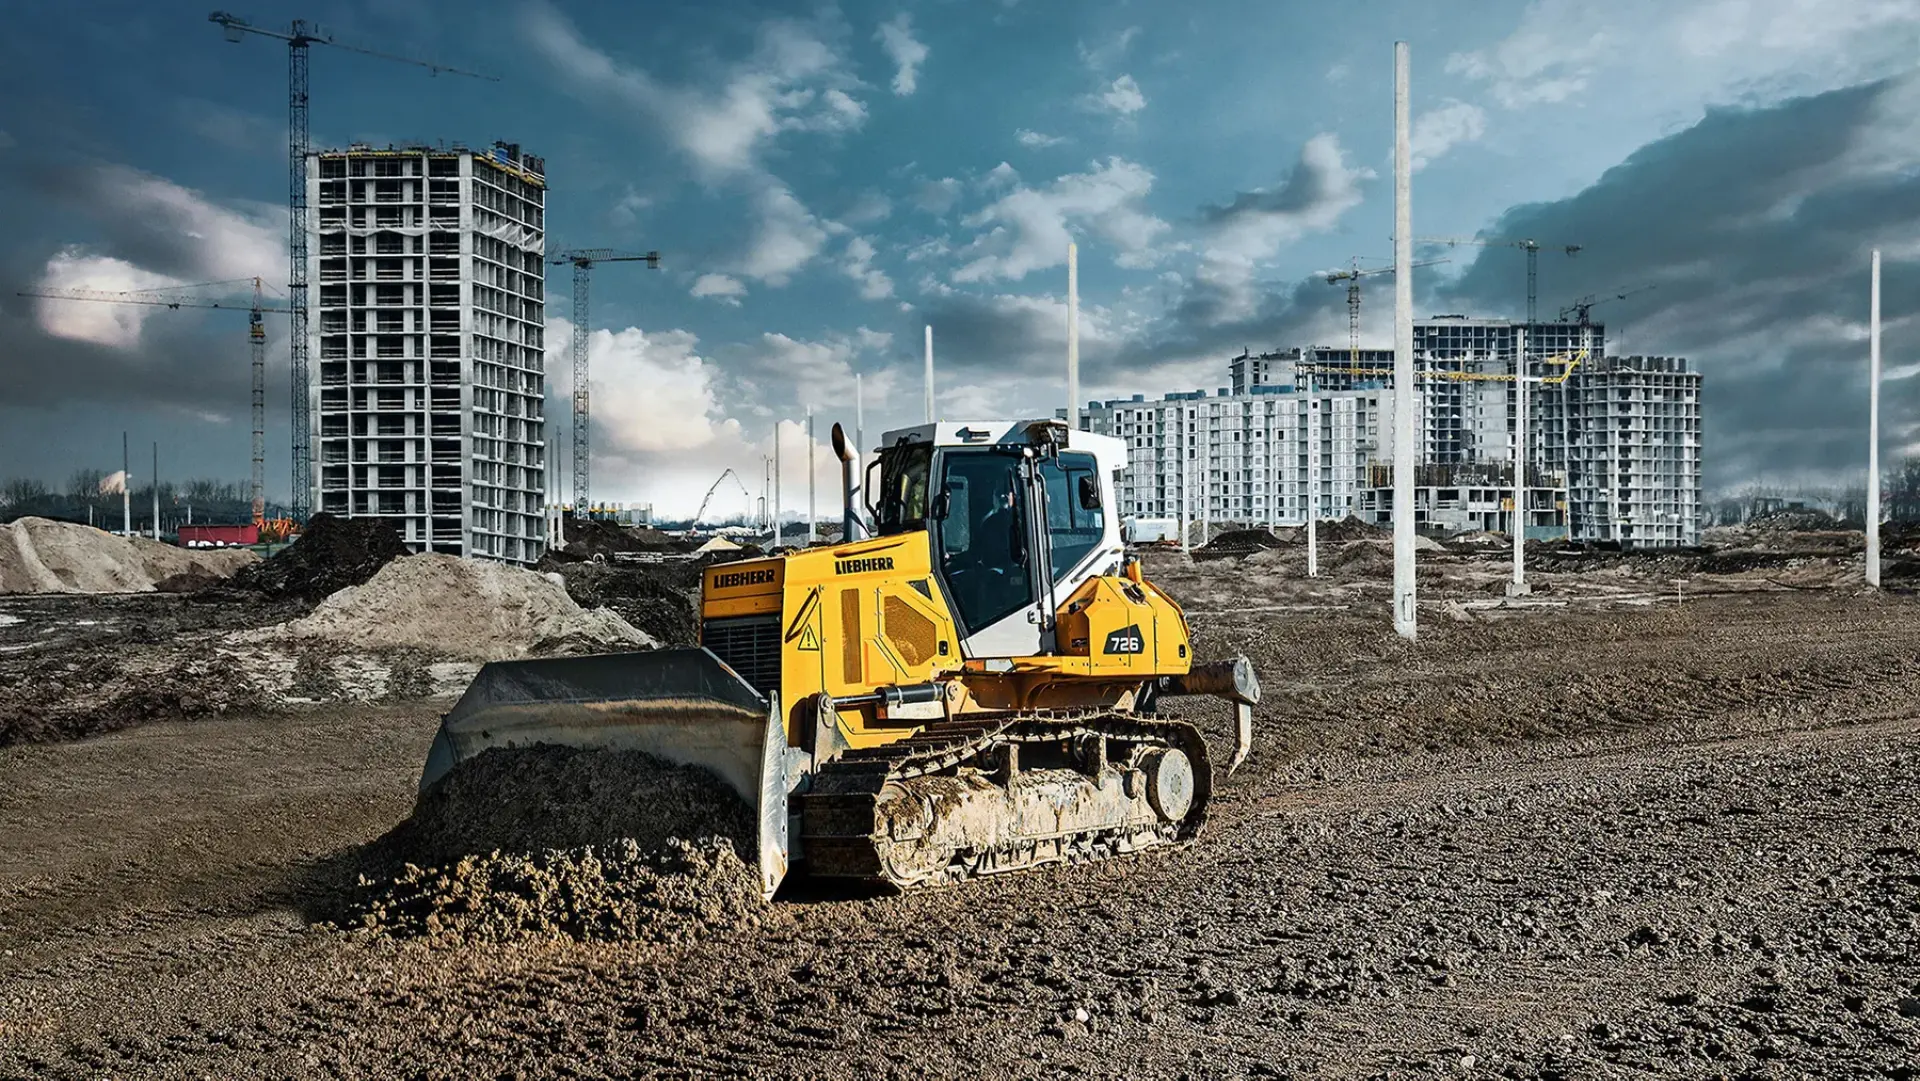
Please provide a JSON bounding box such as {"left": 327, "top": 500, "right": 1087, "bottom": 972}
{"left": 2, "top": 576, "right": 1918, "bottom": 1079}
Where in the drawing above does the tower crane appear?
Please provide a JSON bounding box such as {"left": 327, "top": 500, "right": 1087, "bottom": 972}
{"left": 549, "top": 249, "right": 662, "bottom": 517}
{"left": 1559, "top": 284, "right": 1656, "bottom": 325}
{"left": 1324, "top": 257, "right": 1448, "bottom": 364}
{"left": 692, "top": 467, "right": 755, "bottom": 531}
{"left": 207, "top": 10, "right": 497, "bottom": 522}
{"left": 19, "top": 278, "right": 288, "bottom": 527}
{"left": 1412, "top": 235, "right": 1582, "bottom": 327}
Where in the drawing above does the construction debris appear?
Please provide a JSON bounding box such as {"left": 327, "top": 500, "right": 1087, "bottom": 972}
{"left": 267, "top": 553, "right": 654, "bottom": 662}
{"left": 230, "top": 513, "right": 408, "bottom": 600}
{"left": 0, "top": 517, "right": 256, "bottom": 595}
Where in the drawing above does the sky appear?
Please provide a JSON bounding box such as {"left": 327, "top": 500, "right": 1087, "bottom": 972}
{"left": 1, "top": 0, "right": 1916, "bottom": 516}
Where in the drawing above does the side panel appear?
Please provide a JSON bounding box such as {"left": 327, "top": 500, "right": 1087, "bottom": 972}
{"left": 1052, "top": 574, "right": 1193, "bottom": 678}
{"left": 776, "top": 532, "right": 962, "bottom": 749}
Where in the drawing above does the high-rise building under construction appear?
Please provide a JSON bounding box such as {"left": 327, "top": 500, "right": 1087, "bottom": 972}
{"left": 308, "top": 141, "right": 548, "bottom": 564}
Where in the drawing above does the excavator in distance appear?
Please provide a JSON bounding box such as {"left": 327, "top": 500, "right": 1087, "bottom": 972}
{"left": 420, "top": 419, "right": 1261, "bottom": 899}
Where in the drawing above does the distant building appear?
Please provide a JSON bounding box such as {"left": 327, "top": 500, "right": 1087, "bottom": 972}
{"left": 1563, "top": 355, "right": 1703, "bottom": 547}
{"left": 1081, "top": 318, "right": 1702, "bottom": 546}
{"left": 308, "top": 141, "right": 549, "bottom": 564}
{"left": 1080, "top": 379, "right": 1408, "bottom": 527}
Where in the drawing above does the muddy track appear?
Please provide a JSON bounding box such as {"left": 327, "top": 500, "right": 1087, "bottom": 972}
{"left": 3, "top": 591, "right": 1919, "bottom": 1079}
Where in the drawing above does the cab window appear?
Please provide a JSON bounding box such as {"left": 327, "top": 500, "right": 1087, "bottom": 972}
{"left": 936, "top": 451, "right": 1032, "bottom": 634}
{"left": 874, "top": 443, "right": 931, "bottom": 534}
{"left": 1039, "top": 452, "right": 1104, "bottom": 581}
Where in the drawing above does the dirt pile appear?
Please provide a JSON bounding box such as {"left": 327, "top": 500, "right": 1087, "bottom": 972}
{"left": 340, "top": 745, "right": 760, "bottom": 943}
{"left": 1199, "top": 528, "right": 1284, "bottom": 555}
{"left": 230, "top": 513, "right": 408, "bottom": 600}
{"left": 272, "top": 553, "right": 654, "bottom": 661}
{"left": 545, "top": 519, "right": 688, "bottom": 564}
{"left": 1318, "top": 514, "right": 1388, "bottom": 542}
{"left": 552, "top": 560, "right": 703, "bottom": 645}
{"left": 0, "top": 517, "right": 256, "bottom": 594}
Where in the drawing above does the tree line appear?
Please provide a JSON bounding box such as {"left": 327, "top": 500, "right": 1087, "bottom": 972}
{"left": 0, "top": 473, "right": 280, "bottom": 530}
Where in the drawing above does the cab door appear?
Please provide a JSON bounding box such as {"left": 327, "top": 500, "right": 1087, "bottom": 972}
{"left": 932, "top": 448, "right": 1049, "bottom": 658}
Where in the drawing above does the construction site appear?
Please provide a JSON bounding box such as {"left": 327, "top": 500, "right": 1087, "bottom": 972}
{"left": 0, "top": 494, "right": 1917, "bottom": 1078}
{"left": 3, "top": 15, "right": 1917, "bottom": 1081}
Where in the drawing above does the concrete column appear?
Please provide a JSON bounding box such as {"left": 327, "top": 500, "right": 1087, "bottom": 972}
{"left": 1392, "top": 41, "right": 1417, "bottom": 639}
{"left": 1869, "top": 249, "right": 1882, "bottom": 588}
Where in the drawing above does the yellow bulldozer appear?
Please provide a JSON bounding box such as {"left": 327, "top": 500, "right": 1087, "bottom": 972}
{"left": 420, "top": 419, "right": 1259, "bottom": 899}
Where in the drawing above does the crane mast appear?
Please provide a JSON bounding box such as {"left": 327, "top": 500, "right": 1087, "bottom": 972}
{"left": 19, "top": 279, "right": 290, "bottom": 525}
{"left": 207, "top": 10, "right": 496, "bottom": 522}
{"left": 548, "top": 249, "right": 661, "bottom": 518}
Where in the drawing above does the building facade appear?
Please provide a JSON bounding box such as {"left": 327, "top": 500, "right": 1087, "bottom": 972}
{"left": 1563, "top": 355, "right": 1703, "bottom": 547}
{"left": 1082, "top": 382, "right": 1406, "bottom": 526}
{"left": 1088, "top": 318, "right": 1701, "bottom": 547}
{"left": 308, "top": 141, "right": 548, "bottom": 564}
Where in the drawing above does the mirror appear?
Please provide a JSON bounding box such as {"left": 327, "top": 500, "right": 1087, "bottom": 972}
{"left": 929, "top": 490, "right": 951, "bottom": 521}
{"left": 1077, "top": 473, "right": 1102, "bottom": 511}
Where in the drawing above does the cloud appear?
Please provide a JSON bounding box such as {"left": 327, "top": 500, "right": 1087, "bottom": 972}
{"left": 1185, "top": 133, "right": 1371, "bottom": 325}
{"left": 524, "top": 4, "right": 864, "bottom": 179}
{"left": 740, "top": 184, "right": 830, "bottom": 285}
{"left": 1449, "top": 0, "right": 1920, "bottom": 112}
{"left": 610, "top": 186, "right": 652, "bottom": 229}
{"left": 1079, "top": 27, "right": 1140, "bottom": 72}
{"left": 0, "top": 130, "right": 15, "bottom": 150}
{"left": 32, "top": 249, "right": 186, "bottom": 348}
{"left": 23, "top": 165, "right": 285, "bottom": 348}
{"left": 1016, "top": 129, "right": 1065, "bottom": 149}
{"left": 690, "top": 273, "right": 747, "bottom": 306}
{"left": 840, "top": 236, "right": 895, "bottom": 300}
{"left": 951, "top": 158, "right": 1170, "bottom": 283}
{"left": 1433, "top": 74, "right": 1920, "bottom": 488}
{"left": 875, "top": 14, "right": 929, "bottom": 96}
{"left": 44, "top": 164, "right": 284, "bottom": 286}
{"left": 912, "top": 176, "right": 963, "bottom": 215}
{"left": 1084, "top": 74, "right": 1146, "bottom": 117}
{"left": 841, "top": 190, "right": 893, "bottom": 225}
{"left": 1410, "top": 99, "right": 1488, "bottom": 171}
{"left": 538, "top": 317, "right": 897, "bottom": 517}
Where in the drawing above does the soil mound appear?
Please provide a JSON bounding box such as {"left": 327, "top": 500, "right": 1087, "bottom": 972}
{"left": 1319, "top": 515, "right": 1387, "bottom": 542}
{"left": 545, "top": 520, "right": 689, "bottom": 563}
{"left": 276, "top": 553, "right": 655, "bottom": 661}
{"left": 153, "top": 570, "right": 222, "bottom": 593}
{"left": 340, "top": 745, "right": 760, "bottom": 943}
{"left": 230, "top": 513, "right": 407, "bottom": 600}
{"left": 1200, "top": 528, "right": 1284, "bottom": 554}
{"left": 553, "top": 561, "right": 702, "bottom": 645}
{"left": 0, "top": 517, "right": 256, "bottom": 594}
{"left": 1748, "top": 508, "right": 1838, "bottom": 531}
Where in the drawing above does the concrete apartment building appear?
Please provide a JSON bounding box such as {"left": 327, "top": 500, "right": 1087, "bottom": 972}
{"left": 309, "top": 141, "right": 549, "bottom": 564}
{"left": 1563, "top": 355, "right": 1703, "bottom": 547}
{"left": 1081, "top": 380, "right": 1410, "bottom": 527}
{"left": 1087, "top": 318, "right": 1702, "bottom": 546}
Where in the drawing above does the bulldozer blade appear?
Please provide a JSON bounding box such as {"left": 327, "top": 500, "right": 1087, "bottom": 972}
{"left": 419, "top": 647, "right": 798, "bottom": 900}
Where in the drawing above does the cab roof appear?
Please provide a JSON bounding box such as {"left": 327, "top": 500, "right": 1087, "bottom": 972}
{"left": 875, "top": 420, "right": 1128, "bottom": 476}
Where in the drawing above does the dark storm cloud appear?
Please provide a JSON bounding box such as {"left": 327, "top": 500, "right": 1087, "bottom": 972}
{"left": 1432, "top": 75, "right": 1920, "bottom": 487}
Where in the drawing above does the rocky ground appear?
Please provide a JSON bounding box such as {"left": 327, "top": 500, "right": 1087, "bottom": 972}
{"left": 2, "top": 556, "right": 1918, "bottom": 1079}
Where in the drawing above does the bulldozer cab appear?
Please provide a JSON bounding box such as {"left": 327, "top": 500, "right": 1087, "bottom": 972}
{"left": 867, "top": 421, "right": 1126, "bottom": 659}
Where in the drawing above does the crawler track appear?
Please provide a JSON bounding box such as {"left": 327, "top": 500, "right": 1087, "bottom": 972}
{"left": 798, "top": 711, "right": 1212, "bottom": 890}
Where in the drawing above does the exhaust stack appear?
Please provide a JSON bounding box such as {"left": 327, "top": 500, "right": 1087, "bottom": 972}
{"left": 831, "top": 422, "right": 859, "bottom": 541}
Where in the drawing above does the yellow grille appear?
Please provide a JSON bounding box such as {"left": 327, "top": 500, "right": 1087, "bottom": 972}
{"left": 840, "top": 588, "right": 862, "bottom": 684}
{"left": 884, "top": 596, "right": 939, "bottom": 667}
